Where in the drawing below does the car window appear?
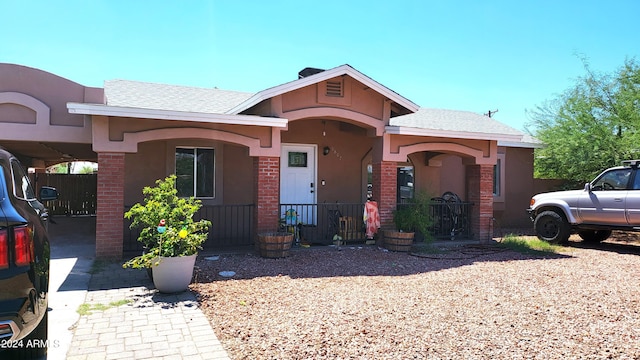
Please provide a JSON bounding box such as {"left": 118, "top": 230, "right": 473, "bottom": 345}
{"left": 632, "top": 171, "right": 640, "bottom": 190}
{"left": 0, "top": 165, "right": 4, "bottom": 199}
{"left": 592, "top": 168, "right": 632, "bottom": 191}
{"left": 10, "top": 159, "right": 36, "bottom": 200}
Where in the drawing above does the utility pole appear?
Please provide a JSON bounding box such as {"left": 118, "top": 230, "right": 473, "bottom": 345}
{"left": 485, "top": 109, "right": 498, "bottom": 118}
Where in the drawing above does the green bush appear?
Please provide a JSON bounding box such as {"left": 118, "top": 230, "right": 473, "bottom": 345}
{"left": 393, "top": 191, "right": 434, "bottom": 242}
{"left": 123, "top": 175, "right": 211, "bottom": 269}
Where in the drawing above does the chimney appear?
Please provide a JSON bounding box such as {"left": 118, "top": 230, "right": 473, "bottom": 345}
{"left": 298, "top": 67, "right": 325, "bottom": 79}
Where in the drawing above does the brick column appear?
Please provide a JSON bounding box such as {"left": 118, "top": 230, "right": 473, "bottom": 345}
{"left": 253, "top": 156, "right": 280, "bottom": 240}
{"left": 372, "top": 161, "right": 397, "bottom": 232}
{"left": 96, "top": 152, "right": 125, "bottom": 258}
{"left": 467, "top": 164, "right": 494, "bottom": 242}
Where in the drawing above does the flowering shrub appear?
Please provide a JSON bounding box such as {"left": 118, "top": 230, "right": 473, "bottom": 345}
{"left": 123, "top": 175, "right": 211, "bottom": 269}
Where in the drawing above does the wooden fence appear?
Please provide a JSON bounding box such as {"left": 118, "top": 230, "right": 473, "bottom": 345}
{"left": 35, "top": 173, "right": 97, "bottom": 216}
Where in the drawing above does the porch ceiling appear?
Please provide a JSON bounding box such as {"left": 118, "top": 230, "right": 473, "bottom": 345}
{"left": 0, "top": 140, "right": 96, "bottom": 165}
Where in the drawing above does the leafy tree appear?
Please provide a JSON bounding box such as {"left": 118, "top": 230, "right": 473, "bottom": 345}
{"left": 526, "top": 57, "right": 640, "bottom": 187}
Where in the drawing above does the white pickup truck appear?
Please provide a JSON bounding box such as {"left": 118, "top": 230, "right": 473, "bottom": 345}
{"left": 528, "top": 160, "right": 640, "bottom": 243}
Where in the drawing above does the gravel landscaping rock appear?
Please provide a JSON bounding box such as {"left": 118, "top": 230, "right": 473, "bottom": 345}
{"left": 191, "top": 239, "right": 640, "bottom": 359}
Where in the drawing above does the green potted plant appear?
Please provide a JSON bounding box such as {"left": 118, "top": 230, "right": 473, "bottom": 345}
{"left": 383, "top": 191, "right": 434, "bottom": 252}
{"left": 123, "top": 175, "right": 211, "bottom": 293}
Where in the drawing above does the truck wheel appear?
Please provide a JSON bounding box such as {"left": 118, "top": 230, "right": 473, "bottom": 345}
{"left": 578, "top": 230, "right": 612, "bottom": 243}
{"left": 534, "top": 210, "right": 570, "bottom": 244}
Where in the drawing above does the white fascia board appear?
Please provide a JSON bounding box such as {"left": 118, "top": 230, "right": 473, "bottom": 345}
{"left": 498, "top": 140, "right": 545, "bottom": 149}
{"left": 385, "top": 126, "right": 523, "bottom": 143}
{"left": 227, "top": 65, "right": 419, "bottom": 114}
{"left": 67, "top": 103, "right": 288, "bottom": 127}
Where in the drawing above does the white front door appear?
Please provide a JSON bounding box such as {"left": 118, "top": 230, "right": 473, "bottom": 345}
{"left": 280, "top": 144, "right": 317, "bottom": 225}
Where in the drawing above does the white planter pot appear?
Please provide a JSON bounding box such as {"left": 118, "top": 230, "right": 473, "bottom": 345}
{"left": 152, "top": 254, "right": 197, "bottom": 293}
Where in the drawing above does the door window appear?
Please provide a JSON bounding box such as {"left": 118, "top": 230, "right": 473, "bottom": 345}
{"left": 592, "top": 169, "right": 632, "bottom": 191}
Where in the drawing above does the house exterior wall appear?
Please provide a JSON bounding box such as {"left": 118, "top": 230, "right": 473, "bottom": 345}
{"left": 254, "top": 156, "right": 280, "bottom": 235}
{"left": 123, "top": 140, "right": 254, "bottom": 207}
{"left": 280, "top": 77, "right": 386, "bottom": 121}
{"left": 0, "top": 64, "right": 537, "bottom": 258}
{"left": 96, "top": 152, "right": 125, "bottom": 258}
{"left": 223, "top": 144, "right": 254, "bottom": 204}
{"left": 105, "top": 117, "right": 274, "bottom": 148}
{"left": 0, "top": 64, "right": 102, "bottom": 129}
{"left": 494, "top": 146, "right": 537, "bottom": 229}
{"left": 123, "top": 141, "right": 168, "bottom": 205}
{"left": 0, "top": 64, "right": 101, "bottom": 167}
{"left": 282, "top": 119, "right": 373, "bottom": 203}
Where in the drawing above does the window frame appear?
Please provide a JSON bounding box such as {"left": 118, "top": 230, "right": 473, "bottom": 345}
{"left": 174, "top": 147, "right": 215, "bottom": 199}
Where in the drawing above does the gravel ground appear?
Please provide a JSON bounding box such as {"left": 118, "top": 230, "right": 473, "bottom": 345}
{"left": 191, "top": 235, "right": 640, "bottom": 359}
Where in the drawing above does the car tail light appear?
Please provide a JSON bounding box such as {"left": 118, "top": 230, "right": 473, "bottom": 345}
{"left": 0, "top": 229, "right": 8, "bottom": 270}
{"left": 13, "top": 226, "right": 34, "bottom": 267}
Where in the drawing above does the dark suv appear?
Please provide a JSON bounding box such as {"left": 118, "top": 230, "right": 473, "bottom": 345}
{"left": 0, "top": 148, "right": 57, "bottom": 359}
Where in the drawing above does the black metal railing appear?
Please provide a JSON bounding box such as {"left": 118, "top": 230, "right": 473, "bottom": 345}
{"left": 279, "top": 203, "right": 367, "bottom": 245}
{"left": 123, "top": 204, "right": 255, "bottom": 252}
{"left": 428, "top": 199, "right": 473, "bottom": 240}
{"left": 196, "top": 204, "right": 255, "bottom": 249}
{"left": 123, "top": 200, "right": 474, "bottom": 253}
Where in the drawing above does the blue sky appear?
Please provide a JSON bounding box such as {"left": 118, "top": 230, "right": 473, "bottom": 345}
{"left": 3, "top": 0, "right": 638, "bottom": 131}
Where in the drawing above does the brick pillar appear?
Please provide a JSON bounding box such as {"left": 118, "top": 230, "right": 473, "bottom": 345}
{"left": 467, "top": 164, "right": 494, "bottom": 242}
{"left": 253, "top": 156, "right": 280, "bottom": 240}
{"left": 96, "top": 152, "right": 125, "bottom": 258}
{"left": 372, "top": 161, "right": 397, "bottom": 232}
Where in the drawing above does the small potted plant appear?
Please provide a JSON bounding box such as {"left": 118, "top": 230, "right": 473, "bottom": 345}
{"left": 123, "top": 175, "right": 211, "bottom": 293}
{"left": 383, "top": 191, "right": 434, "bottom": 252}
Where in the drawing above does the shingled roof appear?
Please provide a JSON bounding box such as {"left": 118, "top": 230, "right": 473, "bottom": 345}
{"left": 98, "top": 67, "right": 531, "bottom": 145}
{"left": 104, "top": 79, "right": 253, "bottom": 114}
{"left": 390, "top": 107, "right": 524, "bottom": 142}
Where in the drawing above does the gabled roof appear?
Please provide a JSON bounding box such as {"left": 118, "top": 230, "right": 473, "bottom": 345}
{"left": 226, "top": 64, "right": 420, "bottom": 115}
{"left": 67, "top": 65, "right": 539, "bottom": 147}
{"left": 388, "top": 108, "right": 525, "bottom": 143}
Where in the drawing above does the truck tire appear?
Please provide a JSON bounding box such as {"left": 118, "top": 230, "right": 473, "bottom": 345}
{"left": 578, "top": 230, "right": 612, "bottom": 243}
{"left": 534, "top": 210, "right": 570, "bottom": 244}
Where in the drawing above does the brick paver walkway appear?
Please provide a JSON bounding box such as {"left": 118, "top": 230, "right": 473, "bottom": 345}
{"left": 65, "top": 262, "right": 230, "bottom": 360}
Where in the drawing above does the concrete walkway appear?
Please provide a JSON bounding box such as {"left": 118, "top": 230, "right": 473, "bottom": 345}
{"left": 48, "top": 216, "right": 230, "bottom": 360}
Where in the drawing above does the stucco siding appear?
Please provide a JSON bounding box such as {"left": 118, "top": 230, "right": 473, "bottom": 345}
{"left": 495, "top": 146, "right": 536, "bottom": 228}
{"left": 223, "top": 144, "right": 254, "bottom": 204}
{"left": 124, "top": 141, "right": 168, "bottom": 206}
{"left": 283, "top": 119, "right": 373, "bottom": 203}
{"left": 280, "top": 77, "right": 386, "bottom": 121}
{"left": 0, "top": 63, "right": 101, "bottom": 128}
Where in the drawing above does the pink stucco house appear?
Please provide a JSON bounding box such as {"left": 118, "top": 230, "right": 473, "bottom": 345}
{"left": 0, "top": 63, "right": 540, "bottom": 258}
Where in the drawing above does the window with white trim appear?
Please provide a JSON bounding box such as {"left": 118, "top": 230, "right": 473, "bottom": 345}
{"left": 175, "top": 147, "right": 214, "bottom": 198}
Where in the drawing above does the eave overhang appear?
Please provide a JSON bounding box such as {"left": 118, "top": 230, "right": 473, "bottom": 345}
{"left": 385, "top": 125, "right": 523, "bottom": 143}
{"left": 67, "top": 103, "right": 288, "bottom": 127}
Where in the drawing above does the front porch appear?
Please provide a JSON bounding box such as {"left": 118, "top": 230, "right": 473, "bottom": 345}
{"left": 122, "top": 200, "right": 474, "bottom": 252}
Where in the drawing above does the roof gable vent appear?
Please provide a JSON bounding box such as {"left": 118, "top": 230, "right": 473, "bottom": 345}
{"left": 325, "top": 80, "right": 343, "bottom": 97}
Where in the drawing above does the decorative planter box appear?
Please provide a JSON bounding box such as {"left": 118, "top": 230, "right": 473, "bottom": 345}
{"left": 383, "top": 230, "right": 415, "bottom": 252}
{"left": 257, "top": 232, "right": 294, "bottom": 258}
